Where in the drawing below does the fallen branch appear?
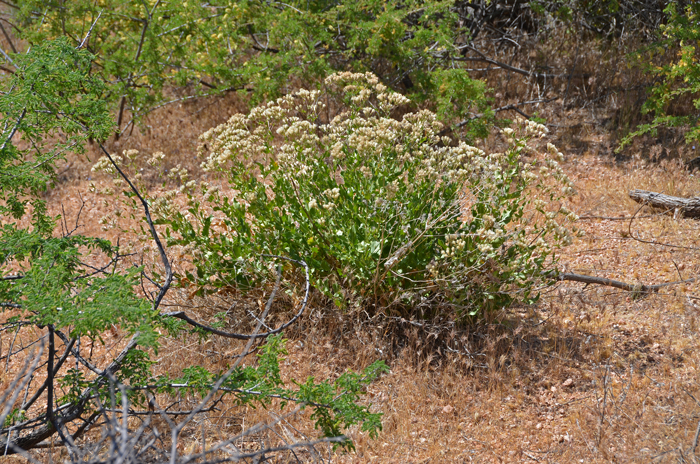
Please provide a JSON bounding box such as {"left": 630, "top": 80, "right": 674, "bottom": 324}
{"left": 437, "top": 98, "right": 556, "bottom": 136}
{"left": 162, "top": 254, "right": 309, "bottom": 340}
{"left": 558, "top": 273, "right": 696, "bottom": 295}
{"left": 629, "top": 190, "right": 700, "bottom": 218}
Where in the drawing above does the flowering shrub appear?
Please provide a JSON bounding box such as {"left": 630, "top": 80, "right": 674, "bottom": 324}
{"left": 155, "top": 73, "right": 578, "bottom": 319}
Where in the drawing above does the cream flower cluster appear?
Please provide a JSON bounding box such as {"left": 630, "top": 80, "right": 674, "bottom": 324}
{"left": 150, "top": 189, "right": 180, "bottom": 221}
{"left": 441, "top": 233, "right": 467, "bottom": 259}
{"left": 91, "top": 153, "right": 122, "bottom": 175}
{"left": 147, "top": 151, "right": 165, "bottom": 166}
{"left": 199, "top": 113, "right": 266, "bottom": 171}
{"left": 198, "top": 72, "right": 459, "bottom": 185}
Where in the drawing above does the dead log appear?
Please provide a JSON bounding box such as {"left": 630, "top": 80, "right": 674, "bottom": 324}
{"left": 559, "top": 273, "right": 696, "bottom": 296}
{"left": 559, "top": 273, "right": 656, "bottom": 293}
{"left": 628, "top": 189, "right": 700, "bottom": 218}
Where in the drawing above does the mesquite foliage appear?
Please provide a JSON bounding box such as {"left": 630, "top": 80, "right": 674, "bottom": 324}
{"left": 0, "top": 38, "right": 386, "bottom": 460}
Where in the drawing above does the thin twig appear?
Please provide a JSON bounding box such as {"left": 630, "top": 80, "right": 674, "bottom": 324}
{"left": 163, "top": 255, "right": 309, "bottom": 340}
{"left": 691, "top": 418, "right": 700, "bottom": 456}
{"left": 627, "top": 203, "right": 700, "bottom": 251}
{"left": 99, "top": 143, "right": 172, "bottom": 311}
{"left": 558, "top": 272, "right": 696, "bottom": 294}
{"left": 78, "top": 11, "right": 101, "bottom": 49}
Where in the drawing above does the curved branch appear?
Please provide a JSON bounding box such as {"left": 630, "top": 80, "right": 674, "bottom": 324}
{"left": 163, "top": 255, "right": 309, "bottom": 340}
{"left": 99, "top": 143, "right": 172, "bottom": 311}
{"left": 169, "top": 257, "right": 286, "bottom": 462}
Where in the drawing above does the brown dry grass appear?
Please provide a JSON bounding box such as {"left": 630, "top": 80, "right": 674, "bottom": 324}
{"left": 7, "top": 124, "right": 700, "bottom": 464}
{"left": 5, "top": 46, "right": 700, "bottom": 463}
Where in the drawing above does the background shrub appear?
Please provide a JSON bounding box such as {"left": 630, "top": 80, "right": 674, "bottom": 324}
{"left": 620, "top": 1, "right": 700, "bottom": 148}
{"left": 14, "top": 0, "right": 495, "bottom": 140}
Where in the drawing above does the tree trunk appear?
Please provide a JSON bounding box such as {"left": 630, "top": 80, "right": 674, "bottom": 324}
{"left": 628, "top": 189, "right": 700, "bottom": 218}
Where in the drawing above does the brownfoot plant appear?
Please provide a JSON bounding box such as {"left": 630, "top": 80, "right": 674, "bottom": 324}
{"left": 99, "top": 72, "right": 582, "bottom": 322}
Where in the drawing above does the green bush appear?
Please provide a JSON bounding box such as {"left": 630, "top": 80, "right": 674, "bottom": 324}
{"left": 621, "top": 1, "right": 700, "bottom": 148}
{"left": 152, "top": 72, "right": 579, "bottom": 320}
{"left": 13, "top": 0, "right": 494, "bottom": 139}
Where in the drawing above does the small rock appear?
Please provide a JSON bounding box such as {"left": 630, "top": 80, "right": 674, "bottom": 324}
{"left": 442, "top": 405, "right": 454, "bottom": 414}
{"left": 563, "top": 378, "right": 574, "bottom": 387}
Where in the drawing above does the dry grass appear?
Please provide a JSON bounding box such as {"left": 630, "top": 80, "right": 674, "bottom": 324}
{"left": 18, "top": 155, "right": 700, "bottom": 463}
{"left": 5, "top": 68, "right": 700, "bottom": 463}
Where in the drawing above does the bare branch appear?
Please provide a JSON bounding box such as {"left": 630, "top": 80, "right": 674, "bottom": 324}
{"left": 0, "top": 21, "right": 16, "bottom": 54}
{"left": 0, "top": 0, "right": 18, "bottom": 10}
{"left": 99, "top": 143, "right": 172, "bottom": 311}
{"left": 78, "top": 11, "right": 101, "bottom": 49}
{"left": 163, "top": 255, "right": 309, "bottom": 340}
{"left": 22, "top": 337, "right": 76, "bottom": 412}
{"left": 0, "top": 108, "right": 25, "bottom": 152}
{"left": 0, "top": 44, "right": 15, "bottom": 68}
{"left": 442, "top": 46, "right": 557, "bottom": 79}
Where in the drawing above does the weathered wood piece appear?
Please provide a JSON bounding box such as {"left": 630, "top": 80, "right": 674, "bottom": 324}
{"left": 559, "top": 272, "right": 657, "bottom": 293}
{"left": 628, "top": 189, "right": 700, "bottom": 218}
{"left": 559, "top": 273, "right": 696, "bottom": 296}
